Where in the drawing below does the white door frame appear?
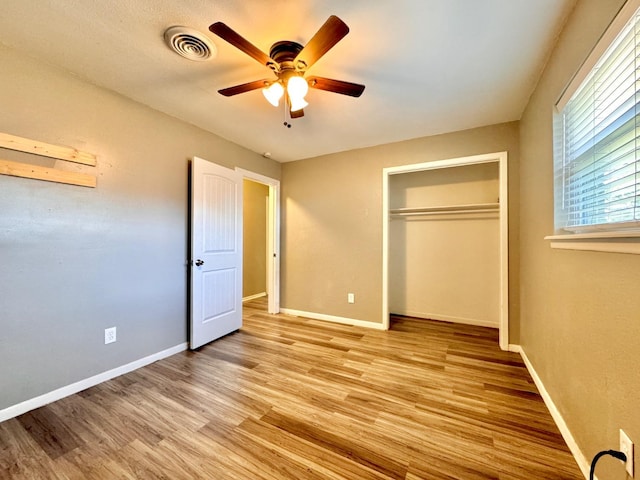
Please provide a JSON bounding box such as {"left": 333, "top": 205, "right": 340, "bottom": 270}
{"left": 382, "top": 151, "right": 509, "bottom": 350}
{"left": 236, "top": 168, "right": 280, "bottom": 314}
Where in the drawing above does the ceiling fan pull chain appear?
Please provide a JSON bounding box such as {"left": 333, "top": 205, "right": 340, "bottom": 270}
{"left": 283, "top": 95, "right": 292, "bottom": 128}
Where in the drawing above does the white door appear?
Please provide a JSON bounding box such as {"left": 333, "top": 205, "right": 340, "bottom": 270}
{"left": 190, "top": 157, "right": 243, "bottom": 349}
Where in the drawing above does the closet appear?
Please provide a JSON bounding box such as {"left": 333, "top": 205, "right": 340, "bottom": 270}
{"left": 382, "top": 152, "right": 509, "bottom": 348}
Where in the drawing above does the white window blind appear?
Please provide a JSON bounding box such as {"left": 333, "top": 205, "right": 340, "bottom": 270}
{"left": 554, "top": 3, "right": 640, "bottom": 232}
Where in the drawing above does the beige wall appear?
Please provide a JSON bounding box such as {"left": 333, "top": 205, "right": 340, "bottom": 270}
{"left": 243, "top": 180, "right": 268, "bottom": 298}
{"left": 389, "top": 164, "right": 501, "bottom": 327}
{"left": 281, "top": 121, "right": 520, "bottom": 339}
{"left": 518, "top": 0, "right": 639, "bottom": 477}
{"left": 0, "top": 44, "right": 280, "bottom": 411}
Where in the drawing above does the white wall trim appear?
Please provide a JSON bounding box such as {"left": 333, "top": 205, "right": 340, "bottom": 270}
{"left": 280, "top": 308, "right": 386, "bottom": 330}
{"left": 0, "top": 342, "right": 188, "bottom": 423}
{"left": 390, "top": 309, "right": 498, "bottom": 329}
{"left": 546, "top": 236, "right": 640, "bottom": 255}
{"left": 513, "top": 344, "right": 592, "bottom": 479}
{"left": 383, "top": 152, "right": 504, "bottom": 175}
{"left": 243, "top": 292, "right": 267, "bottom": 302}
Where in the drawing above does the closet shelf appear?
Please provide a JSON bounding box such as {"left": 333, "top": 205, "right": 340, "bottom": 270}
{"left": 389, "top": 202, "right": 499, "bottom": 217}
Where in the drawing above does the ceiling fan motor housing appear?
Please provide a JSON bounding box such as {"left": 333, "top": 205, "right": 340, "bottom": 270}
{"left": 268, "top": 41, "right": 307, "bottom": 83}
{"left": 269, "top": 41, "right": 303, "bottom": 64}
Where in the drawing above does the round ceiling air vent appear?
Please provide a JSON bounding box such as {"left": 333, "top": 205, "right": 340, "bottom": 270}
{"left": 164, "top": 26, "right": 216, "bottom": 61}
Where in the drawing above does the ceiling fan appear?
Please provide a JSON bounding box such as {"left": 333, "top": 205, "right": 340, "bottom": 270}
{"left": 209, "top": 15, "right": 365, "bottom": 120}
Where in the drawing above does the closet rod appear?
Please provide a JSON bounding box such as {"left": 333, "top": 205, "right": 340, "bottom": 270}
{"left": 390, "top": 209, "right": 498, "bottom": 217}
{"left": 389, "top": 202, "right": 499, "bottom": 217}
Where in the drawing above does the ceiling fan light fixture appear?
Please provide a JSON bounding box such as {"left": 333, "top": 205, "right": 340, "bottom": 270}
{"left": 262, "top": 82, "right": 284, "bottom": 107}
{"left": 287, "top": 76, "right": 309, "bottom": 104}
{"left": 289, "top": 96, "right": 309, "bottom": 113}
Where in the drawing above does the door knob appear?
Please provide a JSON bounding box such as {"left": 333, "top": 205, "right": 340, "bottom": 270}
{"left": 195, "top": 259, "right": 204, "bottom": 267}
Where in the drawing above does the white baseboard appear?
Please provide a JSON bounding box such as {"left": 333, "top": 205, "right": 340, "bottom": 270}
{"left": 390, "top": 308, "right": 499, "bottom": 329}
{"left": 280, "top": 308, "right": 386, "bottom": 330}
{"left": 513, "top": 344, "right": 591, "bottom": 479}
{"left": 0, "top": 342, "right": 188, "bottom": 423}
{"left": 242, "top": 292, "right": 267, "bottom": 302}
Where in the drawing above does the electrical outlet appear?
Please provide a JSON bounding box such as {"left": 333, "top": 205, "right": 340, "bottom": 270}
{"left": 348, "top": 293, "right": 355, "bottom": 304}
{"left": 620, "top": 429, "right": 634, "bottom": 477}
{"left": 104, "top": 327, "right": 117, "bottom": 345}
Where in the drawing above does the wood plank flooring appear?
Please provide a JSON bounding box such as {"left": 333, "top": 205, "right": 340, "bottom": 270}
{"left": 0, "top": 299, "right": 583, "bottom": 479}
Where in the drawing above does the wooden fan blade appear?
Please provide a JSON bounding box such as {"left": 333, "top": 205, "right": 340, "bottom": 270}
{"left": 307, "top": 76, "right": 365, "bottom": 97}
{"left": 294, "top": 16, "right": 349, "bottom": 71}
{"left": 209, "top": 22, "right": 272, "bottom": 66}
{"left": 290, "top": 109, "right": 304, "bottom": 118}
{"left": 219, "top": 79, "right": 270, "bottom": 97}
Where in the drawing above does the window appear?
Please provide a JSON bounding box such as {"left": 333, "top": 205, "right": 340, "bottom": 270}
{"left": 554, "top": 1, "right": 640, "bottom": 233}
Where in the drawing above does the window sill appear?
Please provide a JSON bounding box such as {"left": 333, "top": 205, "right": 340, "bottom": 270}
{"left": 545, "top": 231, "right": 640, "bottom": 254}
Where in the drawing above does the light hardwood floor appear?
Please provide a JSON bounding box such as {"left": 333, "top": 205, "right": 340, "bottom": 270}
{"left": 1, "top": 298, "right": 583, "bottom": 479}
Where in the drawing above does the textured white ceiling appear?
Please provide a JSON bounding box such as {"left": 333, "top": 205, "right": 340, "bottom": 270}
{"left": 0, "top": 0, "right": 575, "bottom": 162}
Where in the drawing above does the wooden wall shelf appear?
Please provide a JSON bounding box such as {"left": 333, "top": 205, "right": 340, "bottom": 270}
{"left": 0, "top": 159, "right": 97, "bottom": 188}
{"left": 0, "top": 132, "right": 97, "bottom": 188}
